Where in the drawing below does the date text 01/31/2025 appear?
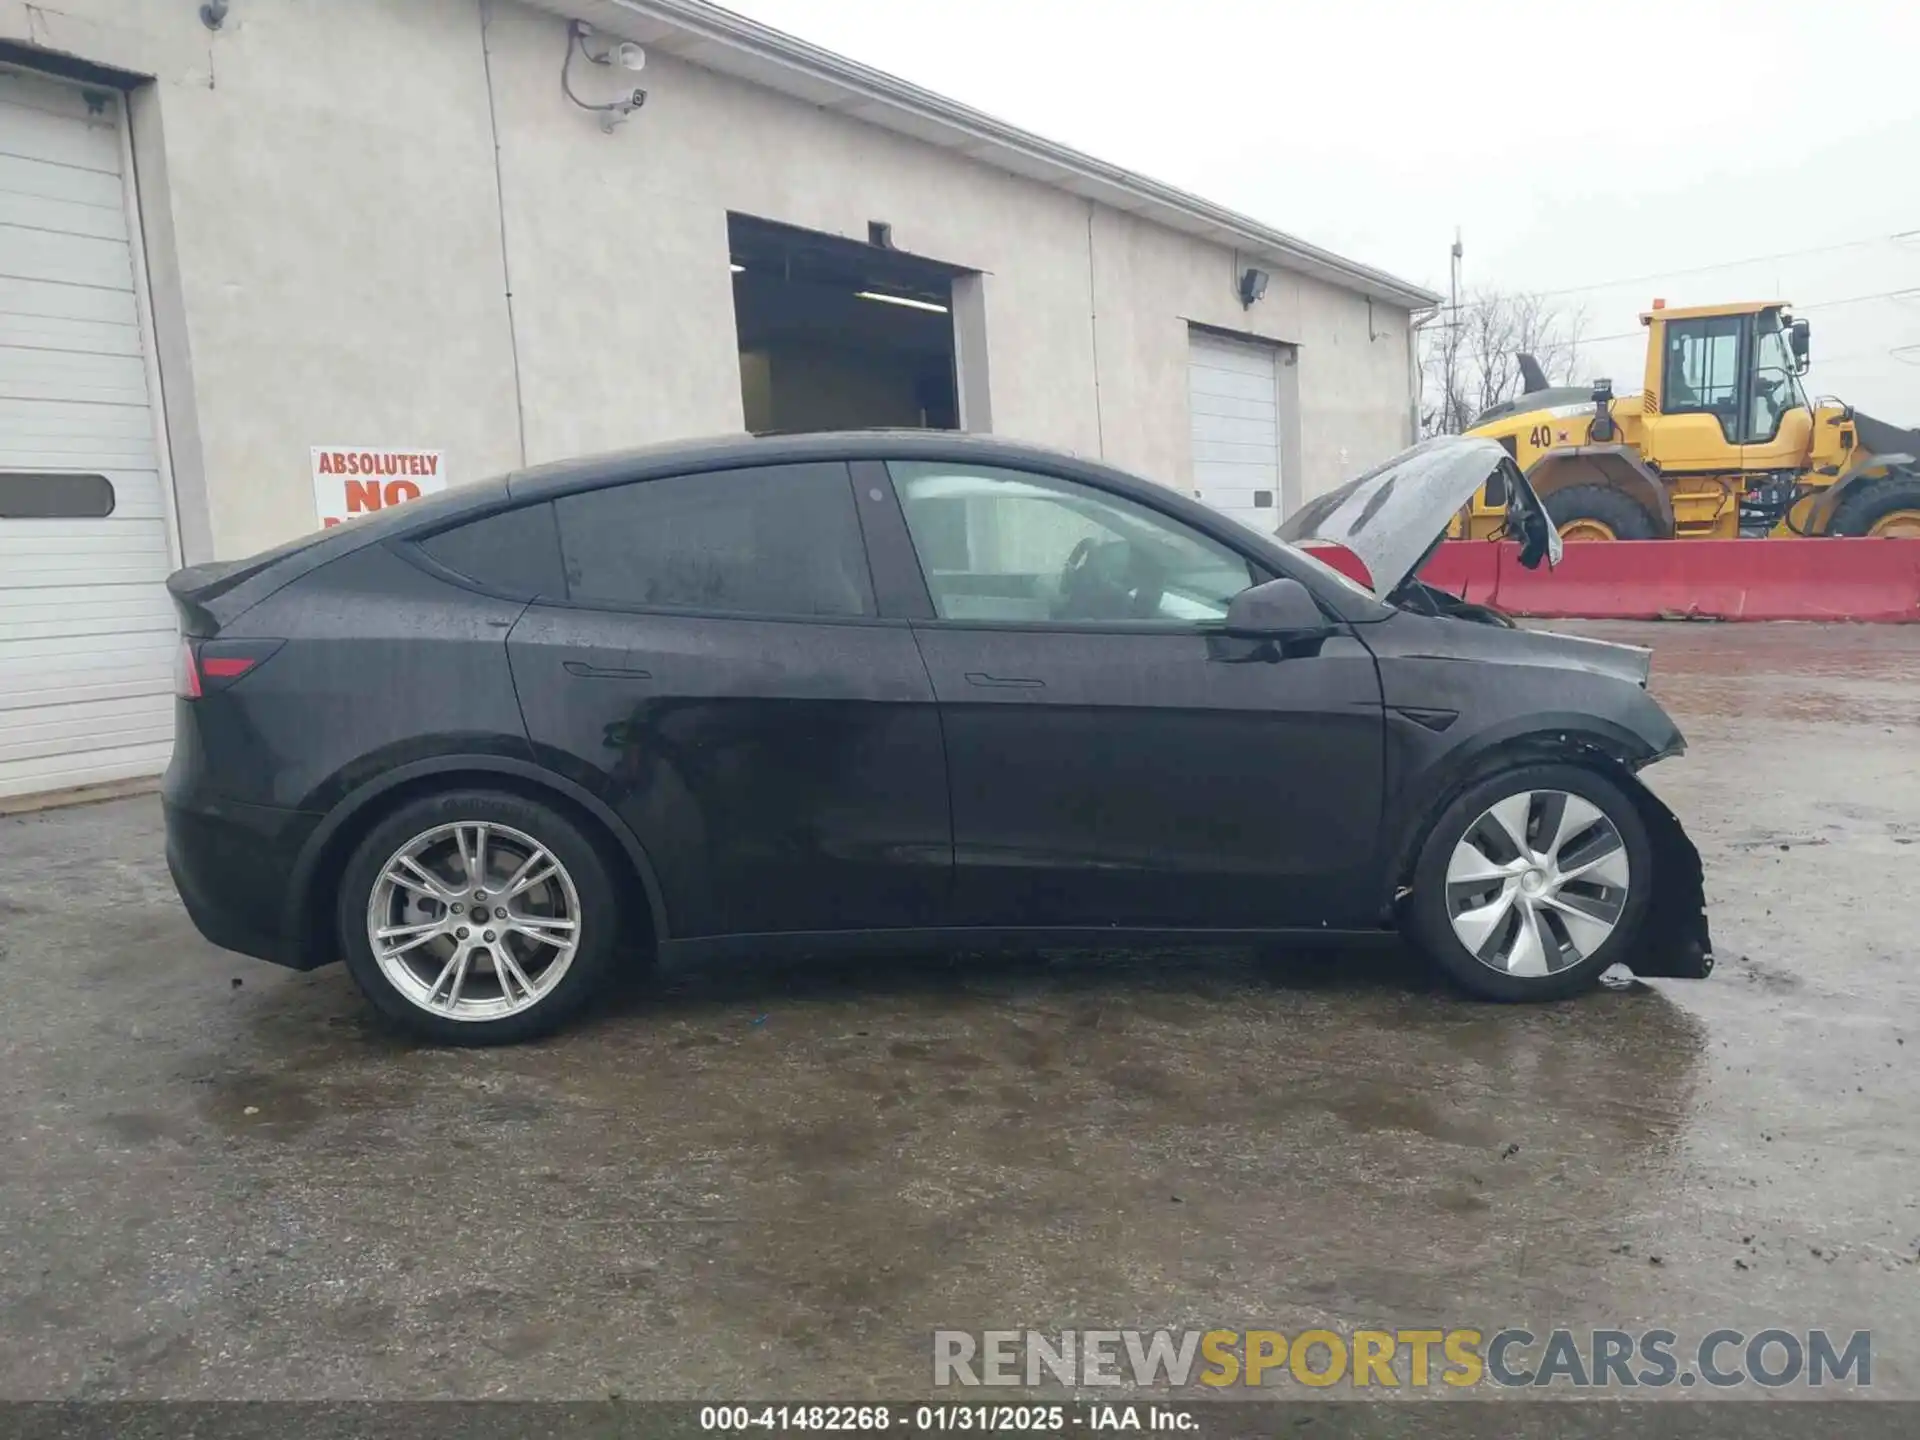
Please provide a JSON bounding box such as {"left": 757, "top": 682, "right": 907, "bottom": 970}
{"left": 700, "top": 1404, "right": 1198, "bottom": 1432}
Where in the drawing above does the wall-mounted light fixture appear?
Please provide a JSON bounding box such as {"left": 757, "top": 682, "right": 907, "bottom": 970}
{"left": 199, "top": 0, "right": 230, "bottom": 30}
{"left": 562, "top": 20, "right": 648, "bottom": 132}
{"left": 1238, "top": 267, "right": 1270, "bottom": 310}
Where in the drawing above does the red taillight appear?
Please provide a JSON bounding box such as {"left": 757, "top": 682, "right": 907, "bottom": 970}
{"left": 175, "top": 638, "right": 283, "bottom": 698}
{"left": 175, "top": 640, "right": 202, "bottom": 699}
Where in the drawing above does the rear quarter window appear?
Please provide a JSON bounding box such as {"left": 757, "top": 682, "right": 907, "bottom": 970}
{"left": 411, "top": 502, "right": 567, "bottom": 599}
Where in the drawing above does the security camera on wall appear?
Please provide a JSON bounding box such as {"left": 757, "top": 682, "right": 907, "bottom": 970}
{"left": 600, "top": 88, "right": 648, "bottom": 132}
{"left": 566, "top": 20, "right": 650, "bottom": 131}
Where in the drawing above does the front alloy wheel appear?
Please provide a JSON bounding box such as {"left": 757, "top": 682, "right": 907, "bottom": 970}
{"left": 1445, "top": 791, "right": 1630, "bottom": 978}
{"left": 1406, "top": 763, "right": 1652, "bottom": 1002}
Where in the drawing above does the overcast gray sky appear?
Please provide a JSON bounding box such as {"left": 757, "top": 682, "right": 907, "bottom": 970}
{"left": 726, "top": 0, "right": 1920, "bottom": 422}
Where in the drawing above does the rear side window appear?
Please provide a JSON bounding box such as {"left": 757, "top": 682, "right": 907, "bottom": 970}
{"left": 552, "top": 462, "right": 874, "bottom": 618}
{"left": 414, "top": 503, "right": 567, "bottom": 599}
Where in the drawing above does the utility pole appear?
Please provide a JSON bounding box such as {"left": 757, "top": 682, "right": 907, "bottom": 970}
{"left": 1446, "top": 228, "right": 1464, "bottom": 432}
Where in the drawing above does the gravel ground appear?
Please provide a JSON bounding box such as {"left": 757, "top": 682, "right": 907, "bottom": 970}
{"left": 1, "top": 620, "right": 1915, "bottom": 1419}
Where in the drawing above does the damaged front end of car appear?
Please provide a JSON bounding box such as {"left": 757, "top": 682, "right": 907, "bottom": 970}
{"left": 1282, "top": 435, "right": 1714, "bottom": 985}
{"left": 1620, "top": 767, "right": 1715, "bottom": 980}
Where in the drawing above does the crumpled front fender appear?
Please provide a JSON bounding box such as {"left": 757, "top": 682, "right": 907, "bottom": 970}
{"left": 1621, "top": 774, "right": 1715, "bottom": 980}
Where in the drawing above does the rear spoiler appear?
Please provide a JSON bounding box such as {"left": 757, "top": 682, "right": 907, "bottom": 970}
{"left": 167, "top": 556, "right": 291, "bottom": 637}
{"left": 164, "top": 476, "right": 515, "bottom": 636}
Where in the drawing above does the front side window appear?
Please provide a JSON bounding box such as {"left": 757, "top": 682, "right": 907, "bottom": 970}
{"left": 1662, "top": 317, "right": 1743, "bottom": 434}
{"left": 889, "top": 461, "right": 1255, "bottom": 625}
{"left": 553, "top": 462, "right": 874, "bottom": 617}
{"left": 1746, "top": 314, "right": 1807, "bottom": 442}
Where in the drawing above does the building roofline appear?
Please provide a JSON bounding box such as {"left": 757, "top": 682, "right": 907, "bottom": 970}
{"left": 532, "top": 0, "right": 1442, "bottom": 308}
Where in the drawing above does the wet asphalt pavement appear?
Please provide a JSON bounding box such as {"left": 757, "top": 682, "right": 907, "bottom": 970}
{"left": 1, "top": 621, "right": 1917, "bottom": 1411}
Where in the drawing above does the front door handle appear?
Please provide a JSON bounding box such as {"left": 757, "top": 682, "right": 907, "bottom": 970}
{"left": 564, "top": 660, "right": 653, "bottom": 680}
{"left": 964, "top": 672, "right": 1044, "bottom": 689}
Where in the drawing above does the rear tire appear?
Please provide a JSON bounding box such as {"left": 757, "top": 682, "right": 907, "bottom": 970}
{"left": 1403, "top": 763, "right": 1652, "bottom": 1003}
{"left": 1827, "top": 474, "right": 1920, "bottom": 538}
{"left": 337, "top": 789, "right": 622, "bottom": 1045}
{"left": 1546, "top": 484, "right": 1660, "bottom": 541}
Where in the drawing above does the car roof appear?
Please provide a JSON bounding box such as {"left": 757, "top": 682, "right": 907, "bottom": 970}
{"left": 503, "top": 430, "right": 1144, "bottom": 502}
{"left": 194, "top": 430, "right": 1392, "bottom": 630}
{"left": 492, "top": 432, "right": 1392, "bottom": 621}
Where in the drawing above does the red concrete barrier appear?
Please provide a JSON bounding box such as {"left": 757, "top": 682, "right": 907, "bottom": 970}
{"left": 1297, "top": 541, "right": 1373, "bottom": 589}
{"left": 1298, "top": 539, "right": 1503, "bottom": 602}
{"left": 1299, "top": 537, "right": 1920, "bottom": 621}
{"left": 1436, "top": 538, "right": 1920, "bottom": 623}
{"left": 1417, "top": 541, "right": 1501, "bottom": 606}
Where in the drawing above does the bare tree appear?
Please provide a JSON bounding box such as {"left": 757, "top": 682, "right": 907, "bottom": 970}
{"left": 1421, "top": 290, "right": 1588, "bottom": 436}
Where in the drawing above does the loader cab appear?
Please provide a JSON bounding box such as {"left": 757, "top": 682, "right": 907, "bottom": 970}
{"left": 1642, "top": 302, "right": 1812, "bottom": 470}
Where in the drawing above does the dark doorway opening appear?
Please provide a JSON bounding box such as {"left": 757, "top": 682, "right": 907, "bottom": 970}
{"left": 729, "top": 214, "right": 966, "bottom": 435}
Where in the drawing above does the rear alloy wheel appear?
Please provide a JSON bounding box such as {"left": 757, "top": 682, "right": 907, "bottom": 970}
{"left": 1545, "top": 483, "right": 1660, "bottom": 541}
{"left": 1405, "top": 763, "right": 1651, "bottom": 1002}
{"left": 339, "top": 791, "right": 620, "bottom": 1043}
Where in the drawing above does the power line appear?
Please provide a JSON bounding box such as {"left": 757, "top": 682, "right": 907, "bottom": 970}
{"left": 1468, "top": 287, "right": 1920, "bottom": 347}
{"left": 1443, "top": 289, "right": 1920, "bottom": 349}
{"left": 1528, "top": 230, "right": 1920, "bottom": 300}
{"left": 1429, "top": 228, "right": 1920, "bottom": 314}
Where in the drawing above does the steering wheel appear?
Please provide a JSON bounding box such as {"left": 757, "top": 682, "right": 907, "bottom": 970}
{"left": 1061, "top": 536, "right": 1098, "bottom": 585}
{"left": 1055, "top": 537, "right": 1107, "bottom": 618}
{"left": 1057, "top": 538, "right": 1165, "bottom": 619}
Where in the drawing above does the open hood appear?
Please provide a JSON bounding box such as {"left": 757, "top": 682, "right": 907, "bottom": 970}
{"left": 1277, "top": 436, "right": 1562, "bottom": 597}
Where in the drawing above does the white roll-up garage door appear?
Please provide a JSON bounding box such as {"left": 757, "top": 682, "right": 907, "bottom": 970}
{"left": 0, "top": 68, "right": 175, "bottom": 800}
{"left": 1187, "top": 330, "right": 1283, "bottom": 534}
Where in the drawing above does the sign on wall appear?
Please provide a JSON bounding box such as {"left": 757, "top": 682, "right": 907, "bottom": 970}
{"left": 311, "top": 446, "right": 447, "bottom": 528}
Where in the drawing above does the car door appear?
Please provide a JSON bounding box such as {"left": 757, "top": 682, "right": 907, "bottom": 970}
{"left": 858, "top": 455, "right": 1386, "bottom": 931}
{"left": 505, "top": 460, "right": 951, "bottom": 939}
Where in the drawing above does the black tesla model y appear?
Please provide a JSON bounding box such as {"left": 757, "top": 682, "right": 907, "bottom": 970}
{"left": 165, "top": 433, "right": 1711, "bottom": 1043}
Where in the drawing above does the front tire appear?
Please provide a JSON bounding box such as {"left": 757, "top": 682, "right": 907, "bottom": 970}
{"left": 1403, "top": 763, "right": 1652, "bottom": 1002}
{"left": 1827, "top": 473, "right": 1920, "bottom": 538}
{"left": 1546, "top": 484, "right": 1661, "bottom": 541}
{"left": 337, "top": 790, "right": 622, "bottom": 1044}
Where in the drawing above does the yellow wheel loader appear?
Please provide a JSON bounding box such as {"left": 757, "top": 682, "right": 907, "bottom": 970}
{"left": 1455, "top": 301, "right": 1920, "bottom": 541}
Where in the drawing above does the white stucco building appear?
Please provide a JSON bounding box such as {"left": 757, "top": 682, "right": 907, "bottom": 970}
{"left": 0, "top": 0, "right": 1436, "bottom": 798}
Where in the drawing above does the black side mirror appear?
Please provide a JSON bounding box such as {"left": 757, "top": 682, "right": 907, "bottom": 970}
{"left": 1789, "top": 318, "right": 1811, "bottom": 372}
{"left": 1224, "top": 577, "right": 1330, "bottom": 638}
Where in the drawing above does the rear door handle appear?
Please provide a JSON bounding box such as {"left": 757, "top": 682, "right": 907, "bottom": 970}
{"left": 563, "top": 661, "right": 652, "bottom": 680}
{"left": 964, "top": 672, "right": 1044, "bottom": 689}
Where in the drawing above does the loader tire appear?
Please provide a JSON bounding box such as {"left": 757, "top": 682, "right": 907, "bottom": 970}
{"left": 1546, "top": 485, "right": 1660, "bottom": 542}
{"left": 1827, "top": 474, "right": 1920, "bottom": 539}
